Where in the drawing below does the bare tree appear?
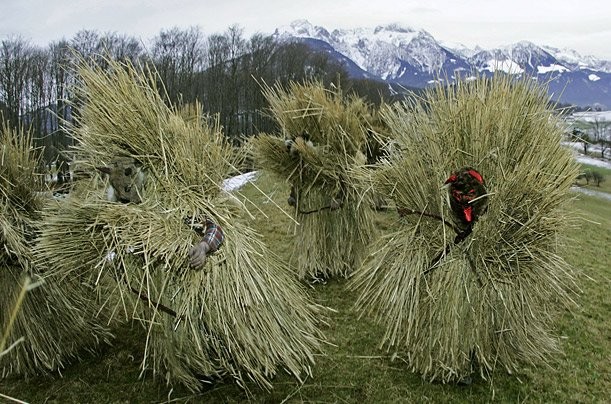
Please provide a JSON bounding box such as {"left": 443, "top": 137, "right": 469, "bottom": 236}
{"left": 272, "top": 42, "right": 310, "bottom": 83}
{"left": 571, "top": 128, "right": 590, "bottom": 155}
{"left": 0, "top": 36, "right": 35, "bottom": 126}
{"left": 223, "top": 25, "right": 246, "bottom": 141}
{"left": 241, "top": 33, "right": 278, "bottom": 135}
{"left": 205, "top": 32, "right": 230, "bottom": 120}
{"left": 589, "top": 117, "right": 611, "bottom": 159}
{"left": 24, "top": 47, "right": 51, "bottom": 147}
{"left": 70, "top": 30, "right": 102, "bottom": 63}
{"left": 98, "top": 32, "right": 143, "bottom": 63}
{"left": 151, "top": 26, "right": 207, "bottom": 103}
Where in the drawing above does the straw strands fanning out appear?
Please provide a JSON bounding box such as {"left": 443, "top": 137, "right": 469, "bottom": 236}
{"left": 34, "top": 57, "right": 327, "bottom": 391}
{"left": 250, "top": 81, "right": 376, "bottom": 280}
{"left": 0, "top": 122, "right": 44, "bottom": 268}
{"left": 349, "top": 74, "right": 580, "bottom": 383}
{"left": 0, "top": 123, "right": 109, "bottom": 377}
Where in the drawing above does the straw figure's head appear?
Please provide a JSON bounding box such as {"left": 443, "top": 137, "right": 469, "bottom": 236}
{"left": 97, "top": 156, "right": 147, "bottom": 203}
{"left": 444, "top": 167, "right": 488, "bottom": 229}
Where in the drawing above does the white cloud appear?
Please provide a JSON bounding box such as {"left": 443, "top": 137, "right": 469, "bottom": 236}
{"left": 1, "top": 0, "right": 610, "bottom": 59}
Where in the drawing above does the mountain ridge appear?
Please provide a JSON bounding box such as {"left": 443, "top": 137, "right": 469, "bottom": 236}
{"left": 274, "top": 20, "right": 611, "bottom": 108}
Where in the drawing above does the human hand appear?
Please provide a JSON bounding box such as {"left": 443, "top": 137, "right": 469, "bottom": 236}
{"left": 189, "top": 240, "right": 211, "bottom": 268}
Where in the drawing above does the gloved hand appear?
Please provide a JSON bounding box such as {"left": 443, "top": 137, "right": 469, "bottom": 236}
{"left": 189, "top": 240, "right": 211, "bottom": 268}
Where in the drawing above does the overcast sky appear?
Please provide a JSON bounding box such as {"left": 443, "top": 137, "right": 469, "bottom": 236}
{"left": 2, "top": 0, "right": 610, "bottom": 59}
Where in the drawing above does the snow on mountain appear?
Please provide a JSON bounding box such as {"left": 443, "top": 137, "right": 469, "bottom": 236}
{"left": 542, "top": 45, "right": 611, "bottom": 73}
{"left": 466, "top": 41, "right": 561, "bottom": 75}
{"left": 276, "top": 19, "right": 333, "bottom": 43}
{"left": 439, "top": 41, "right": 483, "bottom": 59}
{"left": 277, "top": 21, "right": 449, "bottom": 79}
{"left": 483, "top": 59, "right": 525, "bottom": 74}
{"left": 275, "top": 20, "right": 611, "bottom": 108}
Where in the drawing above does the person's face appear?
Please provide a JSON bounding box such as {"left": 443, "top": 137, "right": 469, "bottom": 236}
{"left": 99, "top": 157, "right": 146, "bottom": 203}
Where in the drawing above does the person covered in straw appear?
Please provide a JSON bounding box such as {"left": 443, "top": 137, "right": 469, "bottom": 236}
{"left": 35, "top": 57, "right": 327, "bottom": 392}
{"left": 349, "top": 74, "right": 580, "bottom": 385}
{"left": 0, "top": 121, "right": 109, "bottom": 378}
{"left": 96, "top": 156, "right": 224, "bottom": 268}
{"left": 251, "top": 80, "right": 376, "bottom": 281}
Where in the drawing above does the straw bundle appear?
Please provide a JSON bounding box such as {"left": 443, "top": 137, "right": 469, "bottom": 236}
{"left": 250, "top": 81, "right": 376, "bottom": 280}
{"left": 0, "top": 276, "right": 30, "bottom": 359}
{"left": 0, "top": 123, "right": 109, "bottom": 377}
{"left": 349, "top": 74, "right": 579, "bottom": 382}
{"left": 0, "top": 122, "right": 43, "bottom": 268}
{"left": 34, "top": 57, "right": 326, "bottom": 391}
{"left": 69, "top": 61, "right": 238, "bottom": 199}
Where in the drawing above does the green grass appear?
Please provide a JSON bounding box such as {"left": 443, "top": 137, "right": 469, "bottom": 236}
{"left": 1, "top": 172, "right": 609, "bottom": 403}
{"left": 577, "top": 164, "right": 611, "bottom": 194}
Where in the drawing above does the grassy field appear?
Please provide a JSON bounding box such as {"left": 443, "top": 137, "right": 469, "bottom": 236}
{"left": 577, "top": 163, "right": 611, "bottom": 194}
{"left": 1, "top": 173, "right": 609, "bottom": 403}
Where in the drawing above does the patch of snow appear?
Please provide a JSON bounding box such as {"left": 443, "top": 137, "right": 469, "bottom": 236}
{"left": 563, "top": 142, "right": 611, "bottom": 168}
{"left": 543, "top": 46, "right": 582, "bottom": 64}
{"left": 222, "top": 171, "right": 259, "bottom": 192}
{"left": 588, "top": 73, "right": 601, "bottom": 82}
{"left": 576, "top": 155, "right": 611, "bottom": 169}
{"left": 106, "top": 246, "right": 135, "bottom": 262}
{"left": 106, "top": 251, "right": 117, "bottom": 262}
{"left": 537, "top": 64, "right": 568, "bottom": 74}
{"left": 542, "top": 45, "right": 611, "bottom": 73}
{"left": 482, "top": 59, "right": 524, "bottom": 74}
{"left": 572, "top": 186, "right": 611, "bottom": 201}
{"left": 571, "top": 110, "right": 611, "bottom": 122}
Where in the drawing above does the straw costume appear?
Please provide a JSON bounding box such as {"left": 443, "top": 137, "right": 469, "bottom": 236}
{"left": 34, "top": 58, "right": 326, "bottom": 391}
{"left": 349, "top": 75, "right": 579, "bottom": 383}
{"left": 0, "top": 122, "right": 109, "bottom": 377}
{"left": 251, "top": 81, "right": 376, "bottom": 280}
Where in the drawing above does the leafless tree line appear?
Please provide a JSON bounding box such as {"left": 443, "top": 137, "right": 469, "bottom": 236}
{"left": 0, "top": 25, "right": 392, "bottom": 166}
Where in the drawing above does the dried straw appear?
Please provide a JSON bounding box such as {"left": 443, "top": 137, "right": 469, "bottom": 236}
{"left": 34, "top": 56, "right": 326, "bottom": 391}
{"left": 349, "top": 74, "right": 580, "bottom": 382}
{"left": 0, "top": 122, "right": 110, "bottom": 377}
{"left": 250, "top": 81, "right": 376, "bottom": 280}
{"left": 0, "top": 122, "right": 43, "bottom": 268}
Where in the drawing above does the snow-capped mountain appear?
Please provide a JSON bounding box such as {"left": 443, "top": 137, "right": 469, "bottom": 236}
{"left": 274, "top": 20, "right": 611, "bottom": 108}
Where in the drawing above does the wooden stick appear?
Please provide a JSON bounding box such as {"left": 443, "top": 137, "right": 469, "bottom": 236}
{"left": 298, "top": 205, "right": 332, "bottom": 215}
{"left": 128, "top": 285, "right": 177, "bottom": 317}
{"left": 397, "top": 207, "right": 460, "bottom": 234}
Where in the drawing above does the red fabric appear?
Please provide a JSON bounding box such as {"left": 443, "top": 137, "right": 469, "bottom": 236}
{"left": 467, "top": 169, "right": 484, "bottom": 184}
